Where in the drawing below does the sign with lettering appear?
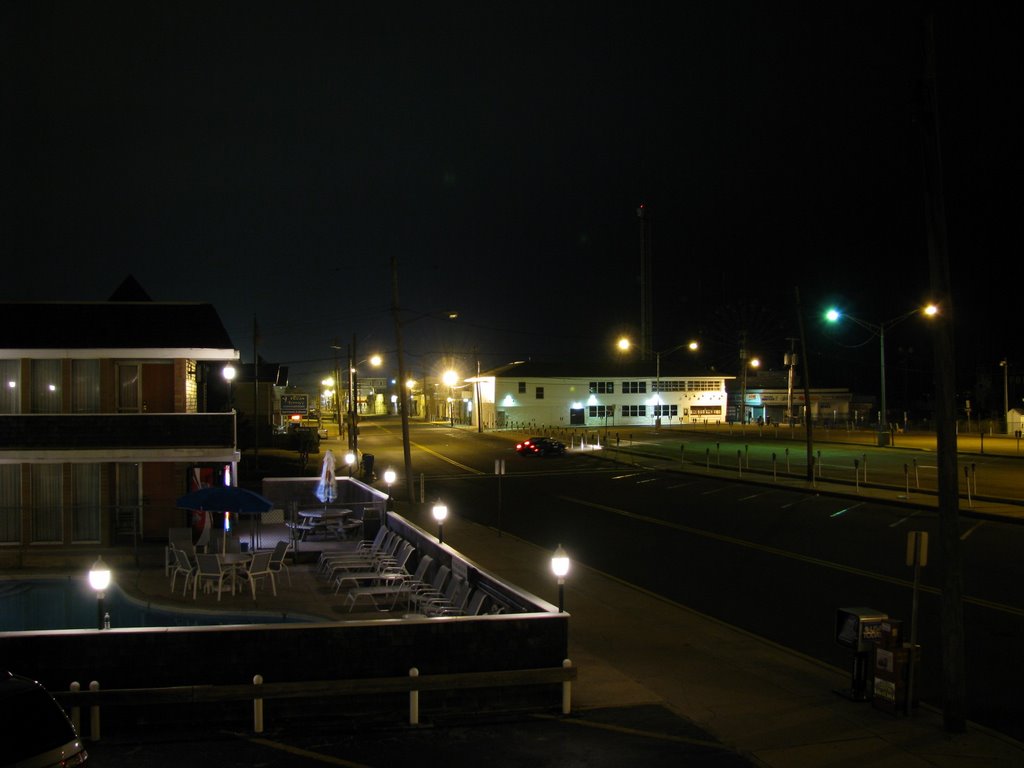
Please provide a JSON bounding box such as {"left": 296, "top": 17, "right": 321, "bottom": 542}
{"left": 280, "top": 394, "right": 309, "bottom": 415}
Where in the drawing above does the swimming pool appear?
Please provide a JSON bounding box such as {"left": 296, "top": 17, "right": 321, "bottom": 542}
{"left": 0, "top": 577, "right": 322, "bottom": 631}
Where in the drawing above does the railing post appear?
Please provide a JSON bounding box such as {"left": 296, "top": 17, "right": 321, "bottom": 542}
{"left": 253, "top": 674, "right": 264, "bottom": 733}
{"left": 69, "top": 682, "right": 81, "bottom": 735}
{"left": 409, "top": 667, "right": 420, "bottom": 725}
{"left": 562, "top": 659, "right": 573, "bottom": 715}
{"left": 89, "top": 681, "right": 100, "bottom": 742}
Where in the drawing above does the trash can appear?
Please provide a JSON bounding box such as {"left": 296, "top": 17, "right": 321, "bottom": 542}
{"left": 360, "top": 453, "right": 375, "bottom": 480}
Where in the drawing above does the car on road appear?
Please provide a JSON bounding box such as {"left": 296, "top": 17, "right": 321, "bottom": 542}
{"left": 515, "top": 437, "right": 566, "bottom": 457}
{"left": 316, "top": 425, "right": 329, "bottom": 440}
{"left": 0, "top": 671, "right": 88, "bottom": 767}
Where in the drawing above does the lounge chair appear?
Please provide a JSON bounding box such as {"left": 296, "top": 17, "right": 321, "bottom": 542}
{"left": 332, "top": 542, "right": 414, "bottom": 594}
{"left": 316, "top": 528, "right": 390, "bottom": 576}
{"left": 344, "top": 555, "right": 434, "bottom": 612}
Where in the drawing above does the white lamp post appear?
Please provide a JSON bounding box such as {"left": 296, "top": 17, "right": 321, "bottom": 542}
{"left": 345, "top": 451, "right": 356, "bottom": 477}
{"left": 383, "top": 467, "right": 396, "bottom": 509}
{"left": 432, "top": 501, "right": 448, "bottom": 544}
{"left": 222, "top": 364, "right": 236, "bottom": 412}
{"left": 551, "top": 544, "right": 570, "bottom": 612}
{"left": 88, "top": 556, "right": 112, "bottom": 630}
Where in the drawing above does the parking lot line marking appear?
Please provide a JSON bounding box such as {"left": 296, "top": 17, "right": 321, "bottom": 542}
{"left": 240, "top": 735, "right": 371, "bottom": 767}
{"left": 531, "top": 712, "right": 739, "bottom": 750}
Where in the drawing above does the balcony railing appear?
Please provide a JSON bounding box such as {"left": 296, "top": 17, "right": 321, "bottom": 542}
{"left": 0, "top": 413, "right": 236, "bottom": 452}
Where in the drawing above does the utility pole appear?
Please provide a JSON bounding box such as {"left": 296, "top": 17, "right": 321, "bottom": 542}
{"left": 785, "top": 337, "right": 798, "bottom": 428}
{"left": 638, "top": 204, "right": 653, "bottom": 363}
{"left": 348, "top": 334, "right": 358, "bottom": 455}
{"left": 391, "top": 256, "right": 415, "bottom": 503}
{"left": 739, "top": 331, "right": 748, "bottom": 425}
{"left": 795, "top": 287, "right": 815, "bottom": 483}
{"left": 920, "top": 8, "right": 965, "bottom": 732}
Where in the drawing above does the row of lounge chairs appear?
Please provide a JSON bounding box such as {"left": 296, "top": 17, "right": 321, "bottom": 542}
{"left": 315, "top": 527, "right": 489, "bottom": 615}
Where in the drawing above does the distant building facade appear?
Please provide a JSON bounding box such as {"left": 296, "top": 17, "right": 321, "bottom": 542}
{"left": 468, "top": 360, "right": 733, "bottom": 430}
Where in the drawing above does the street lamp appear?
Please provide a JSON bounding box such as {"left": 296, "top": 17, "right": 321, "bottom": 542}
{"left": 432, "top": 501, "right": 448, "bottom": 544}
{"left": 551, "top": 544, "right": 570, "bottom": 613}
{"left": 442, "top": 369, "right": 459, "bottom": 426}
{"left": 344, "top": 451, "right": 356, "bottom": 477}
{"left": 383, "top": 467, "right": 396, "bottom": 497}
{"left": 825, "top": 304, "right": 938, "bottom": 445}
{"left": 88, "top": 556, "right": 111, "bottom": 630}
{"left": 345, "top": 338, "right": 383, "bottom": 454}
{"left": 739, "top": 354, "right": 760, "bottom": 425}
{"left": 616, "top": 337, "right": 699, "bottom": 424}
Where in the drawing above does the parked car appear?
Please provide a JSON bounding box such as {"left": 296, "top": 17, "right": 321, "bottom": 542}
{"left": 0, "top": 671, "right": 88, "bottom": 767}
{"left": 316, "top": 424, "right": 329, "bottom": 440}
{"left": 515, "top": 437, "right": 566, "bottom": 457}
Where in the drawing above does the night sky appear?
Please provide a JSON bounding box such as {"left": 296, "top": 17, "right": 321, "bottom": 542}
{"left": 3, "top": 3, "right": 1020, "bottom": 413}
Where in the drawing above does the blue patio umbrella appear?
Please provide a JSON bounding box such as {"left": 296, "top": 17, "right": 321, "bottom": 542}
{"left": 177, "top": 486, "right": 274, "bottom": 552}
{"left": 177, "top": 486, "right": 274, "bottom": 515}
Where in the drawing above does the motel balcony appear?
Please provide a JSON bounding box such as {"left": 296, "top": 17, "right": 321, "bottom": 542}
{"left": 0, "top": 412, "right": 239, "bottom": 463}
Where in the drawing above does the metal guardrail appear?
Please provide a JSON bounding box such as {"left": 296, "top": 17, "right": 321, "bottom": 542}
{"left": 54, "top": 661, "right": 577, "bottom": 737}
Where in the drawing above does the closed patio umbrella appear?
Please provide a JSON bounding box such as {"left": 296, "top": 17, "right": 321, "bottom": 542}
{"left": 316, "top": 449, "right": 337, "bottom": 505}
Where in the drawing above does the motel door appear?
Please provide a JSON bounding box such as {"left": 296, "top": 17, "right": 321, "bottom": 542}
{"left": 569, "top": 408, "right": 584, "bottom": 426}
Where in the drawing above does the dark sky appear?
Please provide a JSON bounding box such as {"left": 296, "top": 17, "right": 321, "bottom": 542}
{"left": 3, "top": 3, "right": 1021, "bottom": 409}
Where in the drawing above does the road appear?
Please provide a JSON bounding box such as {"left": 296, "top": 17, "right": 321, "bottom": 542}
{"left": 353, "top": 418, "right": 1024, "bottom": 741}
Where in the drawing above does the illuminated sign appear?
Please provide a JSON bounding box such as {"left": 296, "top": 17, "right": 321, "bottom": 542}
{"left": 280, "top": 394, "right": 309, "bottom": 415}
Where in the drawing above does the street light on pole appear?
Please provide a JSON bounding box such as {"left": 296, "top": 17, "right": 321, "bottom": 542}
{"left": 616, "top": 337, "right": 699, "bottom": 425}
{"left": 825, "top": 304, "right": 938, "bottom": 446}
{"left": 442, "top": 369, "right": 459, "bottom": 426}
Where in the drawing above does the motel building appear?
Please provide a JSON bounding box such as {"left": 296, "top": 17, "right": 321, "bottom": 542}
{"left": 467, "top": 360, "right": 733, "bottom": 431}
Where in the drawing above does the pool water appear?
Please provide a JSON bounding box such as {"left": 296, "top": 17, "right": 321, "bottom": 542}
{"left": 0, "top": 577, "right": 320, "bottom": 631}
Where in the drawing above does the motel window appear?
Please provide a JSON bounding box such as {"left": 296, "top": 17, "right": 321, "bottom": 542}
{"left": 535, "top": 386, "right": 544, "bottom": 399}
{"left": 622, "top": 381, "right": 647, "bottom": 394}
{"left": 589, "top": 381, "right": 613, "bottom": 394}
{"left": 518, "top": 382, "right": 526, "bottom": 394}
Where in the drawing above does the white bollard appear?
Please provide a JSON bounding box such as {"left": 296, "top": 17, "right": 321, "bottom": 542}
{"left": 253, "top": 674, "right": 264, "bottom": 733}
{"left": 562, "top": 659, "right": 573, "bottom": 715}
{"left": 69, "top": 682, "right": 81, "bottom": 735}
{"left": 89, "top": 681, "right": 100, "bottom": 742}
{"left": 409, "top": 667, "right": 419, "bottom": 725}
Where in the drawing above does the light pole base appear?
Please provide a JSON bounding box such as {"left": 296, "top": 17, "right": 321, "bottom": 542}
{"left": 876, "top": 432, "right": 891, "bottom": 447}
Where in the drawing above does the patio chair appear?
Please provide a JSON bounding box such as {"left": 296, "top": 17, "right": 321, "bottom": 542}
{"left": 315, "top": 527, "right": 389, "bottom": 575}
{"left": 239, "top": 550, "right": 276, "bottom": 599}
{"left": 407, "top": 564, "right": 450, "bottom": 613}
{"left": 422, "top": 577, "right": 470, "bottom": 617}
{"left": 169, "top": 546, "right": 197, "bottom": 596}
{"left": 165, "top": 527, "right": 194, "bottom": 576}
{"left": 267, "top": 540, "right": 292, "bottom": 586}
{"left": 321, "top": 532, "right": 405, "bottom": 581}
{"left": 193, "top": 553, "right": 228, "bottom": 601}
{"left": 332, "top": 542, "right": 414, "bottom": 594}
{"left": 344, "top": 554, "right": 434, "bottom": 612}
